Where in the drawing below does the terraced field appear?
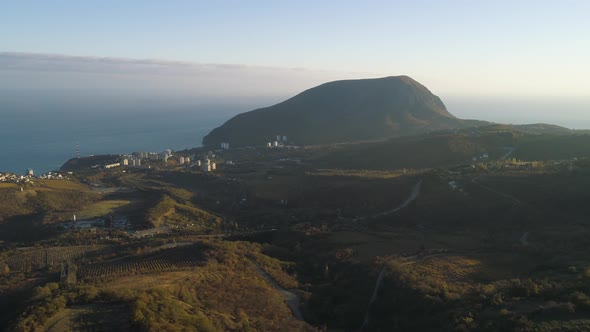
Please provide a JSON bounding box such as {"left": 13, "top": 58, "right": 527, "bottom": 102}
{"left": 3, "top": 245, "right": 110, "bottom": 272}
{"left": 78, "top": 245, "right": 206, "bottom": 280}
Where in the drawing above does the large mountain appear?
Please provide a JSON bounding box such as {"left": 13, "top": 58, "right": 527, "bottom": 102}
{"left": 203, "top": 76, "right": 481, "bottom": 146}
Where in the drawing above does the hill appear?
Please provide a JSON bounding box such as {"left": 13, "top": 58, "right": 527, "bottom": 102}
{"left": 203, "top": 76, "right": 486, "bottom": 146}
{"left": 314, "top": 131, "right": 517, "bottom": 170}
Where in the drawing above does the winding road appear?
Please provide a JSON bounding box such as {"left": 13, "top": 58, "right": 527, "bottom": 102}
{"left": 250, "top": 262, "right": 305, "bottom": 321}
{"left": 355, "top": 179, "right": 423, "bottom": 222}
{"left": 357, "top": 179, "right": 424, "bottom": 331}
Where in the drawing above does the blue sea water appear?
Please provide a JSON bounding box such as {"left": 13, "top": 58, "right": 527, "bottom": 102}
{"left": 1, "top": 91, "right": 588, "bottom": 175}
{"left": 0, "top": 91, "right": 275, "bottom": 174}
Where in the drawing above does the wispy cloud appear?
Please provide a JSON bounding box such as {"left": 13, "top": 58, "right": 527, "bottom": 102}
{"left": 0, "top": 52, "right": 371, "bottom": 97}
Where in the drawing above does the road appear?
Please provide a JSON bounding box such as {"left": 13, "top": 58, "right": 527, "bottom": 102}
{"left": 359, "top": 267, "right": 387, "bottom": 331}
{"left": 471, "top": 178, "right": 521, "bottom": 205}
{"left": 355, "top": 179, "right": 423, "bottom": 221}
{"left": 250, "top": 262, "right": 305, "bottom": 321}
{"left": 357, "top": 180, "right": 423, "bottom": 330}
{"left": 471, "top": 178, "right": 531, "bottom": 246}
{"left": 500, "top": 147, "right": 517, "bottom": 160}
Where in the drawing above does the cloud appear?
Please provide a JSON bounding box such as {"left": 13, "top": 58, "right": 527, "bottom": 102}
{"left": 0, "top": 52, "right": 371, "bottom": 97}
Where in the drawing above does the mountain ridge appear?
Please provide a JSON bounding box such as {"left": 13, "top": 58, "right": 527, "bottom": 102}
{"left": 203, "top": 76, "right": 485, "bottom": 146}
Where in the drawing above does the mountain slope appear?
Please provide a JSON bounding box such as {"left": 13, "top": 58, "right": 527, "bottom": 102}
{"left": 203, "top": 76, "right": 482, "bottom": 146}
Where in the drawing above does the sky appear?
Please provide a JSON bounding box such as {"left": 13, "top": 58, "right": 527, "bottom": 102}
{"left": 1, "top": 1, "right": 589, "bottom": 98}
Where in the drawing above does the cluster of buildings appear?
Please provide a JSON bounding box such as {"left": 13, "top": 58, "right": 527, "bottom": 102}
{"left": 0, "top": 170, "right": 71, "bottom": 183}
{"left": 133, "top": 150, "right": 173, "bottom": 162}
{"left": 97, "top": 146, "right": 228, "bottom": 173}
{"left": 103, "top": 149, "right": 176, "bottom": 170}
{"left": 200, "top": 158, "right": 217, "bottom": 172}
{"left": 267, "top": 134, "right": 288, "bottom": 148}
{"left": 122, "top": 158, "right": 142, "bottom": 167}
{"left": 0, "top": 172, "right": 21, "bottom": 182}
{"left": 179, "top": 156, "right": 191, "bottom": 164}
{"left": 38, "top": 171, "right": 69, "bottom": 180}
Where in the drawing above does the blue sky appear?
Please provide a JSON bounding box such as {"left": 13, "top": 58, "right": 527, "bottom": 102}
{"left": 2, "top": 1, "right": 590, "bottom": 96}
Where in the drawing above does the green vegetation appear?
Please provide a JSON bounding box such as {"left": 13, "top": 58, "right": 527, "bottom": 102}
{"left": 75, "top": 200, "right": 132, "bottom": 219}
{"left": 203, "top": 76, "right": 482, "bottom": 146}
{"left": 12, "top": 241, "right": 309, "bottom": 331}
{"left": 144, "top": 194, "right": 221, "bottom": 231}
{"left": 7, "top": 125, "right": 590, "bottom": 331}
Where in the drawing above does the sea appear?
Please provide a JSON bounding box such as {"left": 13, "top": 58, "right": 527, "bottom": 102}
{"left": 1, "top": 91, "right": 588, "bottom": 175}
{"left": 0, "top": 90, "right": 278, "bottom": 174}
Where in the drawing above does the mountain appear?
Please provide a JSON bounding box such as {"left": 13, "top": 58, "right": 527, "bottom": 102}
{"left": 203, "top": 76, "right": 485, "bottom": 146}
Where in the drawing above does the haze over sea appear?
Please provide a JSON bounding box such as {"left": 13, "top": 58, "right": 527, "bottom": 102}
{"left": 1, "top": 88, "right": 589, "bottom": 175}
{"left": 0, "top": 91, "right": 279, "bottom": 174}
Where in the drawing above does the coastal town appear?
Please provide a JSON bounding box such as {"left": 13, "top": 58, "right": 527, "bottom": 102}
{"left": 1, "top": 134, "right": 302, "bottom": 183}
{"left": 0, "top": 170, "right": 73, "bottom": 184}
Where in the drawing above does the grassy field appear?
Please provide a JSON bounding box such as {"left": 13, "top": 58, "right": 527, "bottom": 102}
{"left": 75, "top": 200, "right": 132, "bottom": 219}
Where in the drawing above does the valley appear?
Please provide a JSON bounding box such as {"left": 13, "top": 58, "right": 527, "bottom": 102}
{"left": 3, "top": 124, "right": 590, "bottom": 331}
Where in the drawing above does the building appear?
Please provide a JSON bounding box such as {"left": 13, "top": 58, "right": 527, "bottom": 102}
{"left": 221, "top": 142, "right": 230, "bottom": 150}
{"left": 185, "top": 157, "right": 191, "bottom": 163}
{"left": 283, "top": 135, "right": 287, "bottom": 142}
{"left": 196, "top": 160, "right": 202, "bottom": 166}
{"left": 267, "top": 142, "right": 272, "bottom": 148}
{"left": 179, "top": 156, "right": 185, "bottom": 164}
{"left": 123, "top": 159, "right": 129, "bottom": 166}
{"left": 273, "top": 141, "right": 279, "bottom": 147}
{"left": 26, "top": 169, "right": 34, "bottom": 176}
{"left": 104, "top": 163, "right": 120, "bottom": 169}
{"left": 201, "top": 158, "right": 216, "bottom": 172}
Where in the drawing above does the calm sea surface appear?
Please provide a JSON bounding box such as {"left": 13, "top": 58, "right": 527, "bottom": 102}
{"left": 0, "top": 91, "right": 263, "bottom": 174}
{"left": 1, "top": 92, "right": 588, "bottom": 175}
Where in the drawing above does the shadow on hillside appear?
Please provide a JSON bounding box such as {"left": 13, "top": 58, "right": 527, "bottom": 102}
{"left": 0, "top": 214, "right": 58, "bottom": 243}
